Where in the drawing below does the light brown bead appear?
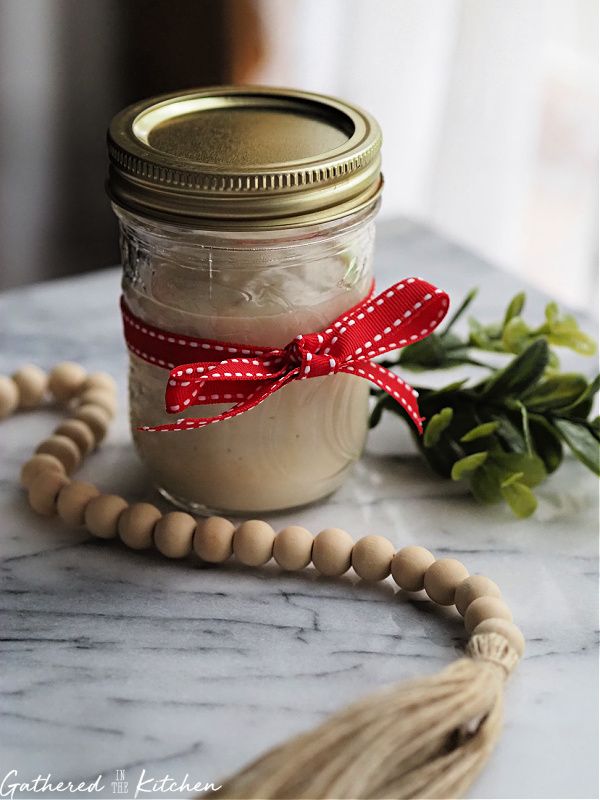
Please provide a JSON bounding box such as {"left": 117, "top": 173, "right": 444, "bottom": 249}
{"left": 455, "top": 575, "right": 502, "bottom": 616}
{"left": 12, "top": 365, "right": 47, "bottom": 408}
{"left": 57, "top": 481, "right": 100, "bottom": 527}
{"left": 74, "top": 404, "right": 110, "bottom": 443}
{"left": 472, "top": 618, "right": 525, "bottom": 658}
{"left": 464, "top": 596, "right": 513, "bottom": 634}
{"left": 193, "top": 516, "right": 235, "bottom": 563}
{"left": 82, "top": 371, "right": 117, "bottom": 395}
{"left": 77, "top": 389, "right": 117, "bottom": 419}
{"left": 154, "top": 511, "right": 195, "bottom": 558}
{"left": 20, "top": 453, "right": 65, "bottom": 489}
{"left": 36, "top": 434, "right": 81, "bottom": 474}
{"left": 424, "top": 558, "right": 469, "bottom": 606}
{"left": 28, "top": 471, "right": 70, "bottom": 516}
{"left": 48, "top": 361, "right": 87, "bottom": 402}
{"left": 273, "top": 526, "right": 313, "bottom": 571}
{"left": 84, "top": 494, "right": 128, "bottom": 539}
{"left": 352, "top": 535, "right": 395, "bottom": 581}
{"left": 119, "top": 503, "right": 162, "bottom": 550}
{"left": 0, "top": 375, "right": 19, "bottom": 419}
{"left": 312, "top": 527, "right": 354, "bottom": 576}
{"left": 54, "top": 419, "right": 96, "bottom": 457}
{"left": 233, "top": 520, "right": 275, "bottom": 566}
{"left": 391, "top": 545, "right": 435, "bottom": 592}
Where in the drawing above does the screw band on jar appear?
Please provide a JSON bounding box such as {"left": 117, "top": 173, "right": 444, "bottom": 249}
{"left": 2, "top": 361, "right": 525, "bottom": 800}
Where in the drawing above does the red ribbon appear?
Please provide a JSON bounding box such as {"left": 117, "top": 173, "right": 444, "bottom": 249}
{"left": 121, "top": 277, "right": 449, "bottom": 434}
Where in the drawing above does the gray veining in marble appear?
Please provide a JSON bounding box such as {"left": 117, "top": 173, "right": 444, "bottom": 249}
{"left": 1, "top": 220, "right": 598, "bottom": 799}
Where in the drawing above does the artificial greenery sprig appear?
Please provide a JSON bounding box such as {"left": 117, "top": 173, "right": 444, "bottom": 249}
{"left": 370, "top": 288, "right": 599, "bottom": 518}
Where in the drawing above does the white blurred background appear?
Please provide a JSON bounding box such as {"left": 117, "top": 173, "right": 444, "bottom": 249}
{"left": 251, "top": 0, "right": 598, "bottom": 310}
{"left": 0, "top": 0, "right": 597, "bottom": 310}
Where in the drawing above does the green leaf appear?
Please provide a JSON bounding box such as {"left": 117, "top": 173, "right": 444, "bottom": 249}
{"left": 501, "top": 481, "right": 538, "bottom": 518}
{"left": 481, "top": 339, "right": 549, "bottom": 398}
{"left": 545, "top": 301, "right": 559, "bottom": 326}
{"left": 493, "top": 414, "right": 527, "bottom": 452}
{"left": 470, "top": 466, "right": 502, "bottom": 503}
{"left": 488, "top": 452, "right": 547, "bottom": 487}
{"left": 503, "top": 292, "right": 526, "bottom": 328}
{"left": 591, "top": 416, "right": 600, "bottom": 438}
{"left": 460, "top": 421, "right": 500, "bottom": 442}
{"left": 451, "top": 451, "right": 488, "bottom": 481}
{"left": 501, "top": 471, "right": 525, "bottom": 488}
{"left": 517, "top": 401, "right": 533, "bottom": 455}
{"left": 442, "top": 288, "right": 478, "bottom": 335}
{"left": 501, "top": 317, "right": 530, "bottom": 353}
{"left": 423, "top": 407, "right": 454, "bottom": 447}
{"left": 554, "top": 418, "right": 600, "bottom": 475}
{"left": 529, "top": 414, "right": 563, "bottom": 473}
{"left": 557, "top": 374, "right": 600, "bottom": 417}
{"left": 398, "top": 335, "right": 449, "bottom": 369}
{"left": 547, "top": 326, "right": 597, "bottom": 356}
{"left": 523, "top": 373, "right": 589, "bottom": 411}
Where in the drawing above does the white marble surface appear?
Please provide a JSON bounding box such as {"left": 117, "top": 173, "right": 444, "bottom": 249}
{"left": 1, "top": 220, "right": 598, "bottom": 800}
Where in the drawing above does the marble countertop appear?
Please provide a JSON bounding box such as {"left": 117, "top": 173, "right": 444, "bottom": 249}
{"left": 1, "top": 220, "right": 598, "bottom": 800}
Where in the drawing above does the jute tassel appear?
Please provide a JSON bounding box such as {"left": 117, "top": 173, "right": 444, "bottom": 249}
{"left": 216, "top": 633, "right": 519, "bottom": 800}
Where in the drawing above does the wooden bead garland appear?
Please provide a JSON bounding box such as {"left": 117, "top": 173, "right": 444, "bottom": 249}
{"left": 312, "top": 527, "right": 354, "bottom": 576}
{"left": 194, "top": 516, "right": 236, "bottom": 563}
{"left": 352, "top": 534, "right": 395, "bottom": 581}
{"left": 12, "top": 364, "right": 47, "bottom": 408}
{"left": 2, "top": 361, "right": 526, "bottom": 800}
{"left": 273, "top": 525, "right": 313, "bottom": 571}
{"left": 154, "top": 511, "right": 195, "bottom": 558}
{"left": 118, "top": 502, "right": 162, "bottom": 550}
{"left": 57, "top": 480, "right": 100, "bottom": 527}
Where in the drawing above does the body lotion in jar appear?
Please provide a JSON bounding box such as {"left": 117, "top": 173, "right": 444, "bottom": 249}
{"left": 107, "top": 86, "right": 383, "bottom": 514}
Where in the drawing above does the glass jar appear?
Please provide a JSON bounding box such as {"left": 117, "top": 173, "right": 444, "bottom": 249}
{"left": 108, "top": 86, "right": 383, "bottom": 514}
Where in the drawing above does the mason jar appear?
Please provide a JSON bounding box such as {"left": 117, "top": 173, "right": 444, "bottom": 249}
{"left": 107, "top": 86, "right": 383, "bottom": 514}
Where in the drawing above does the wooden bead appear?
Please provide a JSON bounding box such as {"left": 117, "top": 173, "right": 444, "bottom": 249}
{"left": 424, "top": 558, "right": 469, "bottom": 606}
{"left": 82, "top": 371, "right": 117, "bottom": 395}
{"left": 273, "top": 526, "right": 313, "bottom": 571}
{"left": 193, "top": 516, "right": 235, "bottom": 563}
{"left": 312, "top": 528, "right": 354, "bottom": 576}
{"left": 20, "top": 453, "right": 65, "bottom": 489}
{"left": 233, "top": 520, "right": 275, "bottom": 566}
{"left": 455, "top": 575, "right": 501, "bottom": 616}
{"left": 36, "top": 434, "right": 81, "bottom": 474}
{"left": 48, "top": 361, "right": 86, "bottom": 402}
{"left": 154, "top": 511, "right": 195, "bottom": 558}
{"left": 74, "top": 404, "right": 110, "bottom": 443}
{"left": 0, "top": 375, "right": 18, "bottom": 419}
{"left": 77, "top": 389, "right": 117, "bottom": 419}
{"left": 352, "top": 535, "right": 395, "bottom": 581}
{"left": 472, "top": 618, "right": 525, "bottom": 658}
{"left": 28, "top": 471, "right": 70, "bottom": 516}
{"left": 464, "top": 596, "right": 513, "bottom": 634}
{"left": 119, "top": 503, "right": 162, "bottom": 550}
{"left": 391, "top": 545, "right": 435, "bottom": 591}
{"left": 12, "top": 365, "right": 47, "bottom": 408}
{"left": 57, "top": 481, "right": 100, "bottom": 527}
{"left": 84, "top": 494, "right": 128, "bottom": 539}
{"left": 54, "top": 419, "right": 96, "bottom": 456}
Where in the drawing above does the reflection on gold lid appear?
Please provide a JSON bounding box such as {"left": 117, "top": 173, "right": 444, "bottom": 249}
{"left": 107, "top": 85, "right": 382, "bottom": 229}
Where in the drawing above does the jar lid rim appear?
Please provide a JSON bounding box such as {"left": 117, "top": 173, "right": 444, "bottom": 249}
{"left": 107, "top": 85, "right": 383, "bottom": 228}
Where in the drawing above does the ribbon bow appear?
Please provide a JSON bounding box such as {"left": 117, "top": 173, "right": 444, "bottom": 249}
{"left": 120, "top": 277, "right": 449, "bottom": 433}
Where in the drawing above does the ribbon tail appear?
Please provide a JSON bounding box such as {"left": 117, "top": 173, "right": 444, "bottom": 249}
{"left": 341, "top": 361, "right": 424, "bottom": 433}
{"left": 139, "top": 372, "right": 297, "bottom": 432}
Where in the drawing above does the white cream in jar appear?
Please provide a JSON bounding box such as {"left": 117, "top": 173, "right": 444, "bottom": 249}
{"left": 108, "top": 86, "right": 383, "bottom": 513}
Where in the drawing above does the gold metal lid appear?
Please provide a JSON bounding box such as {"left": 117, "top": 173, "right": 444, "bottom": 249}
{"left": 107, "top": 85, "right": 382, "bottom": 229}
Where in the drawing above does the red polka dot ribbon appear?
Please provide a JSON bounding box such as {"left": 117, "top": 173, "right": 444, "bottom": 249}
{"left": 120, "top": 277, "right": 449, "bottom": 434}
